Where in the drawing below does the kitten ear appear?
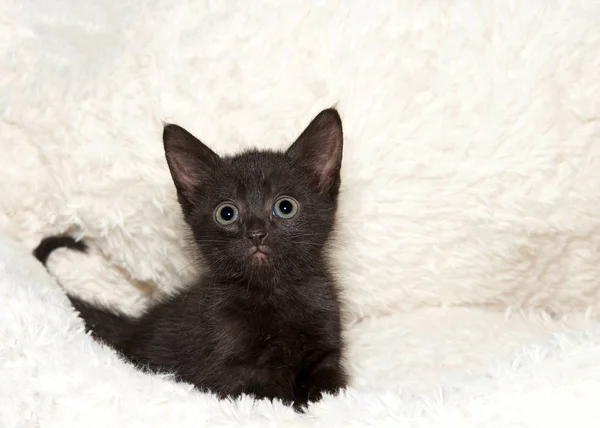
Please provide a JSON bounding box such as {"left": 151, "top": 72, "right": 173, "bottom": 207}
{"left": 163, "top": 124, "right": 221, "bottom": 215}
{"left": 286, "top": 108, "right": 343, "bottom": 198}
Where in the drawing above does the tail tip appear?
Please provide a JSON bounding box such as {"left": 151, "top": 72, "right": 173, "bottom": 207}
{"left": 33, "top": 235, "right": 87, "bottom": 265}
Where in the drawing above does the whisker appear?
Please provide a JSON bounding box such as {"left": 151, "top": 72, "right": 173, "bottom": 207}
{"left": 157, "top": 262, "right": 194, "bottom": 288}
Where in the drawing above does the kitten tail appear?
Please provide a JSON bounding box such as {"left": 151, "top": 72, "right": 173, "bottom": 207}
{"left": 33, "top": 235, "right": 135, "bottom": 350}
{"left": 33, "top": 235, "right": 87, "bottom": 265}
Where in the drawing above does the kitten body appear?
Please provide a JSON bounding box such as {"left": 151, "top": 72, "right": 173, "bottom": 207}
{"left": 36, "top": 109, "right": 347, "bottom": 408}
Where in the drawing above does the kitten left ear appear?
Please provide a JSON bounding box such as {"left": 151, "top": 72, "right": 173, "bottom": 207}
{"left": 286, "top": 108, "right": 343, "bottom": 198}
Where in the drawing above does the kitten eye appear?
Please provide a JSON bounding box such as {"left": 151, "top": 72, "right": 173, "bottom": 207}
{"left": 214, "top": 202, "right": 239, "bottom": 226}
{"left": 273, "top": 197, "right": 299, "bottom": 219}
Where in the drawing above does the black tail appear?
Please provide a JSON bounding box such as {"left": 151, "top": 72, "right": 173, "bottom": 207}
{"left": 33, "top": 235, "right": 136, "bottom": 352}
{"left": 33, "top": 235, "right": 87, "bottom": 265}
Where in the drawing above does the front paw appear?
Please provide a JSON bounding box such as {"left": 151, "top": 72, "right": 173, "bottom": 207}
{"left": 294, "top": 366, "right": 347, "bottom": 407}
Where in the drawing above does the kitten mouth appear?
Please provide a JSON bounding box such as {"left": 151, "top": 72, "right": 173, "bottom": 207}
{"left": 248, "top": 246, "right": 270, "bottom": 265}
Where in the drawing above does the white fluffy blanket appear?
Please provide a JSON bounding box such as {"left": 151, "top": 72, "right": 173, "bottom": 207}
{"left": 2, "top": 0, "right": 600, "bottom": 426}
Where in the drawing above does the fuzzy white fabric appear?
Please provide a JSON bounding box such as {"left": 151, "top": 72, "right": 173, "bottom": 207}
{"left": 2, "top": 0, "right": 600, "bottom": 426}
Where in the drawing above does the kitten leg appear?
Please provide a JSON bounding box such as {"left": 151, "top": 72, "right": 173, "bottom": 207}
{"left": 217, "top": 366, "right": 295, "bottom": 405}
{"left": 294, "top": 351, "right": 347, "bottom": 408}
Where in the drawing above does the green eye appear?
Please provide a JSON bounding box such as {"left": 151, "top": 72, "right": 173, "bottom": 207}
{"left": 273, "top": 197, "right": 299, "bottom": 219}
{"left": 215, "top": 202, "right": 239, "bottom": 225}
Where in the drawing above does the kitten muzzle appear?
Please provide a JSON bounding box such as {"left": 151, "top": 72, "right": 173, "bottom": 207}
{"left": 247, "top": 245, "right": 270, "bottom": 265}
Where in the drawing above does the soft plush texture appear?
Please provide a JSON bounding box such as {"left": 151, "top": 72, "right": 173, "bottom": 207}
{"left": 2, "top": 0, "right": 600, "bottom": 426}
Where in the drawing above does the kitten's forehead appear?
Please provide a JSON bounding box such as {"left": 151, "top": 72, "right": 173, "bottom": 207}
{"left": 224, "top": 151, "right": 294, "bottom": 203}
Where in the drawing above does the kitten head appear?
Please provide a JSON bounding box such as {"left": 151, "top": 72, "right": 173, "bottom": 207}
{"left": 163, "top": 109, "right": 343, "bottom": 279}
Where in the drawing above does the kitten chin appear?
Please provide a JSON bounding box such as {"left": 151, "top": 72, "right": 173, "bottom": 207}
{"left": 35, "top": 108, "right": 348, "bottom": 409}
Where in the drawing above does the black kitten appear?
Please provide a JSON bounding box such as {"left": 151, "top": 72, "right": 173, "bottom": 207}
{"left": 35, "top": 108, "right": 347, "bottom": 409}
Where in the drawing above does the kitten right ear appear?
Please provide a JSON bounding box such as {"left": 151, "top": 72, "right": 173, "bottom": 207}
{"left": 163, "top": 124, "right": 220, "bottom": 215}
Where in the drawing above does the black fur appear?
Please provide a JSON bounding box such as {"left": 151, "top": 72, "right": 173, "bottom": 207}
{"left": 34, "top": 108, "right": 347, "bottom": 409}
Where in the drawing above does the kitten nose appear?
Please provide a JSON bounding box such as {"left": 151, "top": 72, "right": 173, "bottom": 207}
{"left": 246, "top": 230, "right": 267, "bottom": 246}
